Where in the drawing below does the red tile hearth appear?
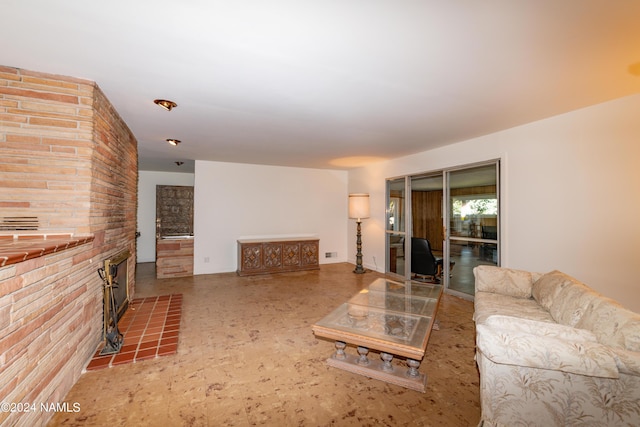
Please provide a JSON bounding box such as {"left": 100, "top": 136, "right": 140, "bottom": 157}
{"left": 86, "top": 294, "right": 182, "bottom": 371}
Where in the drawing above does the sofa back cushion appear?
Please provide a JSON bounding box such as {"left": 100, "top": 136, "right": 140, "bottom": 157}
{"left": 533, "top": 270, "right": 613, "bottom": 328}
{"left": 550, "top": 280, "right": 603, "bottom": 327}
{"left": 474, "top": 265, "right": 536, "bottom": 298}
{"left": 532, "top": 271, "right": 640, "bottom": 350}
{"left": 531, "top": 270, "right": 573, "bottom": 311}
{"left": 576, "top": 297, "right": 640, "bottom": 352}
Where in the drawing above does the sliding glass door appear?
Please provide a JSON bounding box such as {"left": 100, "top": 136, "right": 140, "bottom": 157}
{"left": 410, "top": 173, "right": 445, "bottom": 276}
{"left": 446, "top": 163, "right": 499, "bottom": 297}
{"left": 385, "top": 161, "right": 500, "bottom": 298}
{"left": 386, "top": 178, "right": 407, "bottom": 276}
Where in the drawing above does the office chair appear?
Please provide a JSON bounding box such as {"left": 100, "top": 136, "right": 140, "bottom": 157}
{"left": 411, "top": 237, "right": 444, "bottom": 282}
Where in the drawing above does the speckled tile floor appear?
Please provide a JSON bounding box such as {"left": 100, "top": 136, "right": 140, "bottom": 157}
{"left": 49, "top": 262, "right": 480, "bottom": 426}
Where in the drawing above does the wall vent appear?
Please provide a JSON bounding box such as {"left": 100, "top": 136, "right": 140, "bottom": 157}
{"left": 0, "top": 216, "right": 39, "bottom": 231}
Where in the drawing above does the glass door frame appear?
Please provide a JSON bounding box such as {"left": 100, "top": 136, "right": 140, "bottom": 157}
{"left": 385, "top": 159, "right": 501, "bottom": 299}
{"left": 385, "top": 176, "right": 411, "bottom": 279}
{"left": 444, "top": 160, "right": 500, "bottom": 300}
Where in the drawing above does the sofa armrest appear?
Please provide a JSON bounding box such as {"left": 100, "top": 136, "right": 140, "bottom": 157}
{"left": 476, "top": 324, "right": 619, "bottom": 378}
{"left": 473, "top": 265, "right": 538, "bottom": 298}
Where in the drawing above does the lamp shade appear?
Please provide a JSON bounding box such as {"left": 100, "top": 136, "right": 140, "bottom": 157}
{"left": 348, "top": 193, "right": 370, "bottom": 220}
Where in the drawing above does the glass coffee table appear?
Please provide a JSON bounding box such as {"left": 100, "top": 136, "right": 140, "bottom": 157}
{"left": 312, "top": 277, "right": 443, "bottom": 392}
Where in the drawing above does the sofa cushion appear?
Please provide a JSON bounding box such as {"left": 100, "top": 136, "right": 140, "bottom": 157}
{"left": 474, "top": 265, "right": 536, "bottom": 299}
{"left": 547, "top": 278, "right": 602, "bottom": 327}
{"left": 475, "top": 324, "right": 619, "bottom": 378}
{"left": 483, "top": 315, "right": 597, "bottom": 342}
{"left": 474, "top": 292, "right": 554, "bottom": 324}
{"left": 576, "top": 297, "right": 640, "bottom": 351}
{"left": 621, "top": 318, "right": 640, "bottom": 352}
{"left": 531, "top": 270, "right": 574, "bottom": 310}
{"left": 612, "top": 348, "right": 640, "bottom": 376}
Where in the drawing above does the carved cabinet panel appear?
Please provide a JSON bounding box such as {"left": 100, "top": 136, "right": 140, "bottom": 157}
{"left": 237, "top": 238, "right": 319, "bottom": 276}
{"left": 301, "top": 242, "right": 318, "bottom": 266}
{"left": 282, "top": 243, "right": 301, "bottom": 267}
{"left": 263, "top": 244, "right": 282, "bottom": 268}
{"left": 240, "top": 244, "right": 262, "bottom": 271}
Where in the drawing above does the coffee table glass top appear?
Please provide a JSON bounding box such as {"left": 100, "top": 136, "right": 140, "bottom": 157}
{"left": 314, "top": 277, "right": 443, "bottom": 352}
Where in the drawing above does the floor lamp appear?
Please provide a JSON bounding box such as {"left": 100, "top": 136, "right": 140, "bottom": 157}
{"left": 349, "top": 193, "right": 370, "bottom": 274}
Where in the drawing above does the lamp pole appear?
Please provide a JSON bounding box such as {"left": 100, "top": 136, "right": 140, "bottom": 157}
{"left": 349, "top": 193, "right": 369, "bottom": 275}
{"left": 354, "top": 219, "right": 365, "bottom": 274}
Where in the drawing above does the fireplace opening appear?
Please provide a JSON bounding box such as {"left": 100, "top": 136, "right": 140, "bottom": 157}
{"left": 98, "top": 250, "right": 131, "bottom": 355}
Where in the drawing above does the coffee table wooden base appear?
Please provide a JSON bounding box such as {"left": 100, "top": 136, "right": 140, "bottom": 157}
{"left": 313, "top": 277, "right": 442, "bottom": 393}
{"left": 326, "top": 343, "right": 427, "bottom": 393}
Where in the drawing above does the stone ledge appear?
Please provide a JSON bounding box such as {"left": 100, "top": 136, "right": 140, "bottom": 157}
{"left": 0, "top": 234, "right": 95, "bottom": 267}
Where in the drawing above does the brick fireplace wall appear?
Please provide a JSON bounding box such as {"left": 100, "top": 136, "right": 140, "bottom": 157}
{"left": 0, "top": 66, "right": 137, "bottom": 426}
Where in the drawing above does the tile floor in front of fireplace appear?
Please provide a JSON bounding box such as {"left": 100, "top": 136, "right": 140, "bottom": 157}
{"left": 49, "top": 262, "right": 480, "bottom": 427}
{"left": 86, "top": 294, "right": 183, "bottom": 370}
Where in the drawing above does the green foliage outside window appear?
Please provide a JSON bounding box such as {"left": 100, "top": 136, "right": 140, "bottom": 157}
{"left": 453, "top": 198, "right": 497, "bottom": 218}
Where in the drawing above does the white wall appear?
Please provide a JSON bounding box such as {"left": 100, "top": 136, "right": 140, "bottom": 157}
{"left": 193, "top": 160, "right": 348, "bottom": 274}
{"left": 137, "top": 171, "right": 195, "bottom": 263}
{"left": 349, "top": 94, "right": 640, "bottom": 313}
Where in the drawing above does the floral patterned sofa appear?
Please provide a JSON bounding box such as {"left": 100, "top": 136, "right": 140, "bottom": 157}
{"left": 473, "top": 266, "right": 640, "bottom": 427}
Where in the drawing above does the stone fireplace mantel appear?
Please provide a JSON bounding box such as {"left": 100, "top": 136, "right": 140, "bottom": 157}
{"left": 0, "top": 234, "right": 95, "bottom": 267}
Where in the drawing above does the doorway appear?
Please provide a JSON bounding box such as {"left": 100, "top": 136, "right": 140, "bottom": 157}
{"left": 385, "top": 161, "right": 500, "bottom": 298}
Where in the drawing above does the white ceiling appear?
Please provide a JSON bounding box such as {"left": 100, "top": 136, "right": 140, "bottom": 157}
{"left": 3, "top": 1, "right": 640, "bottom": 173}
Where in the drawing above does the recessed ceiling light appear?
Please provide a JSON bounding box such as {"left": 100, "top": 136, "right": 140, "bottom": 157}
{"left": 154, "top": 99, "right": 177, "bottom": 111}
{"left": 166, "top": 139, "right": 181, "bottom": 146}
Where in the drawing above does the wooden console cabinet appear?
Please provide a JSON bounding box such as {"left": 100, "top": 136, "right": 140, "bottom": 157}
{"left": 237, "top": 237, "right": 319, "bottom": 276}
